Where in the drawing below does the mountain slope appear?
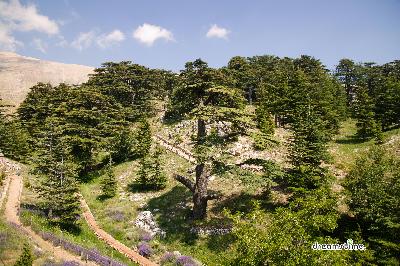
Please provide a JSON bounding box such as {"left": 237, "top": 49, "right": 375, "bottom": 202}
{"left": 0, "top": 51, "right": 94, "bottom": 109}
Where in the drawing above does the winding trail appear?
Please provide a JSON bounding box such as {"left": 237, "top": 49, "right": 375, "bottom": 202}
{"left": 3, "top": 174, "right": 96, "bottom": 265}
{"left": 153, "top": 134, "right": 264, "bottom": 173}
{"left": 80, "top": 196, "right": 157, "bottom": 266}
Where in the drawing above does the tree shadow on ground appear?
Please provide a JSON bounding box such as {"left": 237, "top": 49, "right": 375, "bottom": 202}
{"left": 335, "top": 136, "right": 365, "bottom": 145}
{"left": 211, "top": 190, "right": 283, "bottom": 216}
{"left": 146, "top": 185, "right": 198, "bottom": 245}
{"left": 79, "top": 169, "right": 102, "bottom": 183}
{"left": 147, "top": 185, "right": 240, "bottom": 257}
{"left": 127, "top": 183, "right": 163, "bottom": 193}
{"left": 96, "top": 194, "right": 112, "bottom": 202}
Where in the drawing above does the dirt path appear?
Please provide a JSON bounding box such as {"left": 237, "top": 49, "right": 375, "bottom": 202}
{"left": 80, "top": 197, "right": 157, "bottom": 266}
{"left": 3, "top": 174, "right": 96, "bottom": 266}
{"left": 154, "top": 134, "right": 263, "bottom": 173}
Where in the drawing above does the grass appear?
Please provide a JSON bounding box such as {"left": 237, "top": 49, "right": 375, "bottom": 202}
{"left": 80, "top": 147, "right": 236, "bottom": 265}
{"left": 0, "top": 218, "right": 27, "bottom": 265}
{"left": 79, "top": 141, "right": 282, "bottom": 265}
{"left": 329, "top": 119, "right": 400, "bottom": 171}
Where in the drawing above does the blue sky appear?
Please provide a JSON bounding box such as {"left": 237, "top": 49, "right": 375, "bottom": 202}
{"left": 1, "top": 0, "right": 399, "bottom": 71}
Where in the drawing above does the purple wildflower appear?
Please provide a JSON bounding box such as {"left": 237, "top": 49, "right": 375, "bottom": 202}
{"left": 176, "top": 255, "right": 197, "bottom": 266}
{"left": 137, "top": 242, "right": 152, "bottom": 258}
{"left": 160, "top": 252, "right": 176, "bottom": 264}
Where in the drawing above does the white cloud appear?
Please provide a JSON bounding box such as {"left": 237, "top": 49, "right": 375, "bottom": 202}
{"left": 71, "top": 30, "right": 96, "bottom": 51}
{"left": 206, "top": 24, "right": 230, "bottom": 39}
{"left": 0, "top": 0, "right": 59, "bottom": 51}
{"left": 0, "top": 0, "right": 59, "bottom": 35}
{"left": 0, "top": 24, "right": 23, "bottom": 51}
{"left": 32, "top": 38, "right": 47, "bottom": 53}
{"left": 133, "top": 23, "right": 174, "bottom": 46}
{"left": 97, "top": 29, "right": 125, "bottom": 49}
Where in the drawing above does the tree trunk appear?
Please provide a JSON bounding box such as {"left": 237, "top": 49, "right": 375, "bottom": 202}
{"left": 192, "top": 163, "right": 209, "bottom": 219}
{"left": 248, "top": 87, "right": 253, "bottom": 105}
{"left": 192, "top": 118, "right": 209, "bottom": 219}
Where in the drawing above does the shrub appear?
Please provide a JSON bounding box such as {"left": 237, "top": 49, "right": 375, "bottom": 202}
{"left": 100, "top": 166, "right": 117, "bottom": 198}
{"left": 0, "top": 167, "right": 5, "bottom": 186}
{"left": 107, "top": 209, "right": 125, "bottom": 222}
{"left": 344, "top": 145, "right": 400, "bottom": 264}
{"left": 14, "top": 243, "right": 33, "bottom": 266}
{"left": 136, "top": 147, "right": 167, "bottom": 190}
{"left": 226, "top": 190, "right": 350, "bottom": 265}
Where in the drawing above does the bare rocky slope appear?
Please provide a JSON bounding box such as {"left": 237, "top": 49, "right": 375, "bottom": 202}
{"left": 0, "top": 51, "right": 94, "bottom": 109}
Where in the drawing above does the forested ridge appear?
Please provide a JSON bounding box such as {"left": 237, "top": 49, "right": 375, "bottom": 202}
{"left": 1, "top": 55, "right": 399, "bottom": 265}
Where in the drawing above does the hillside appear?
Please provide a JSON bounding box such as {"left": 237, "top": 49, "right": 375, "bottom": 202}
{"left": 0, "top": 51, "right": 94, "bottom": 109}
{"left": 1, "top": 56, "right": 399, "bottom": 265}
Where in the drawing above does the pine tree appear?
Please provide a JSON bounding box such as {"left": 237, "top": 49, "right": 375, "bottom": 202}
{"left": 167, "top": 59, "right": 251, "bottom": 219}
{"left": 255, "top": 105, "right": 275, "bottom": 135}
{"left": 335, "top": 58, "right": 358, "bottom": 105}
{"left": 289, "top": 108, "right": 328, "bottom": 189}
{"left": 134, "top": 119, "right": 152, "bottom": 158}
{"left": 353, "top": 87, "right": 380, "bottom": 139}
{"left": 33, "top": 118, "right": 80, "bottom": 227}
{"left": 14, "top": 243, "right": 33, "bottom": 266}
{"left": 87, "top": 61, "right": 155, "bottom": 121}
{"left": 101, "top": 158, "right": 117, "bottom": 198}
{"left": 136, "top": 147, "right": 166, "bottom": 190}
{"left": 252, "top": 105, "right": 275, "bottom": 150}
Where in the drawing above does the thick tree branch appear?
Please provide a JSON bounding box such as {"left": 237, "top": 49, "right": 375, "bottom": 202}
{"left": 174, "top": 174, "right": 195, "bottom": 193}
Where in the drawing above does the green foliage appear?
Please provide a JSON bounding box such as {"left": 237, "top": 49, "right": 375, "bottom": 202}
{"left": 0, "top": 115, "right": 31, "bottom": 162}
{"left": 255, "top": 106, "right": 274, "bottom": 135}
{"left": 336, "top": 60, "right": 400, "bottom": 138}
{"left": 251, "top": 132, "right": 275, "bottom": 150}
{"left": 256, "top": 55, "right": 347, "bottom": 132}
{"left": 101, "top": 166, "right": 117, "bottom": 198}
{"left": 135, "top": 147, "right": 167, "bottom": 190}
{"left": 227, "top": 189, "right": 349, "bottom": 265}
{"left": 344, "top": 145, "right": 400, "bottom": 264}
{"left": 0, "top": 167, "right": 5, "bottom": 186}
{"left": 133, "top": 119, "right": 152, "bottom": 158}
{"left": 87, "top": 61, "right": 157, "bottom": 120}
{"left": 32, "top": 118, "right": 80, "bottom": 227}
{"left": 14, "top": 243, "right": 33, "bottom": 266}
{"left": 18, "top": 83, "right": 126, "bottom": 174}
{"left": 226, "top": 56, "right": 257, "bottom": 103}
{"left": 353, "top": 87, "right": 381, "bottom": 140}
{"left": 288, "top": 106, "right": 330, "bottom": 189}
{"left": 110, "top": 128, "right": 135, "bottom": 163}
{"left": 335, "top": 58, "right": 360, "bottom": 105}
